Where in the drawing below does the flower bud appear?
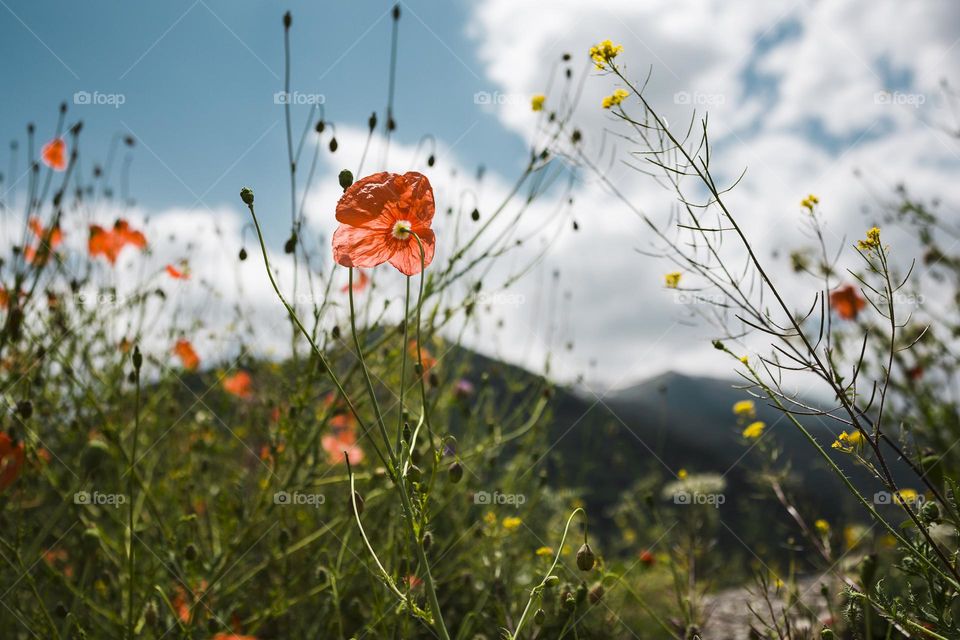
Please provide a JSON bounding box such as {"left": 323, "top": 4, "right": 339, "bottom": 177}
{"left": 921, "top": 501, "right": 941, "bottom": 523}
{"left": 534, "top": 608, "right": 545, "bottom": 624}
{"left": 283, "top": 11, "right": 292, "bottom": 28}
{"left": 821, "top": 630, "right": 835, "bottom": 639}
{"left": 448, "top": 461, "right": 463, "bottom": 484}
{"left": 184, "top": 543, "right": 198, "bottom": 562}
{"left": 543, "top": 575, "right": 559, "bottom": 588}
{"left": 132, "top": 346, "right": 142, "bottom": 371}
{"left": 576, "top": 543, "right": 595, "bottom": 571}
{"left": 339, "top": 169, "right": 354, "bottom": 190}
{"left": 367, "top": 112, "right": 377, "bottom": 131}
{"left": 588, "top": 583, "right": 604, "bottom": 604}
{"left": 238, "top": 247, "right": 248, "bottom": 261}
{"left": 562, "top": 594, "right": 576, "bottom": 612}
{"left": 240, "top": 187, "right": 254, "bottom": 206}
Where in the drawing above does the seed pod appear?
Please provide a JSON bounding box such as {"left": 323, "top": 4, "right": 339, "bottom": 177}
{"left": 132, "top": 346, "right": 142, "bottom": 371}
{"left": 543, "top": 575, "right": 559, "bottom": 588}
{"left": 284, "top": 233, "right": 297, "bottom": 254}
{"left": 448, "top": 461, "right": 463, "bottom": 484}
{"left": 588, "top": 583, "right": 604, "bottom": 604}
{"left": 240, "top": 187, "right": 254, "bottom": 205}
{"left": 470, "top": 208, "right": 480, "bottom": 222}
{"left": 576, "top": 543, "right": 595, "bottom": 571}
{"left": 329, "top": 137, "right": 338, "bottom": 152}
{"left": 367, "top": 112, "right": 377, "bottom": 131}
{"left": 427, "top": 154, "right": 435, "bottom": 167}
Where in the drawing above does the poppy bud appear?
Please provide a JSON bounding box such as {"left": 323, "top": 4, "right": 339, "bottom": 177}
{"left": 448, "top": 461, "right": 463, "bottom": 484}
{"left": 921, "top": 501, "right": 941, "bottom": 523}
{"left": 588, "top": 583, "right": 604, "bottom": 604}
{"left": 315, "top": 120, "right": 325, "bottom": 133}
{"left": 543, "top": 575, "right": 559, "bottom": 588}
{"left": 238, "top": 247, "right": 248, "bottom": 261}
{"left": 427, "top": 154, "right": 435, "bottom": 167}
{"left": 16, "top": 400, "right": 32, "bottom": 420}
{"left": 402, "top": 422, "right": 411, "bottom": 442}
{"left": 562, "top": 52, "right": 571, "bottom": 61}
{"left": 331, "top": 325, "right": 341, "bottom": 340}
{"left": 329, "top": 137, "right": 338, "bottom": 152}
{"left": 712, "top": 339, "right": 725, "bottom": 350}
{"left": 284, "top": 233, "right": 296, "bottom": 254}
{"left": 470, "top": 208, "right": 480, "bottom": 222}
{"left": 821, "top": 630, "right": 835, "bottom": 639}
{"left": 124, "top": 135, "right": 135, "bottom": 147}
{"left": 387, "top": 117, "right": 396, "bottom": 132}
{"left": 571, "top": 129, "right": 582, "bottom": 144}
{"left": 392, "top": 3, "right": 400, "bottom": 19}
{"left": 576, "top": 543, "right": 595, "bottom": 571}
{"left": 368, "top": 112, "right": 377, "bottom": 131}
{"left": 132, "top": 346, "right": 142, "bottom": 371}
{"left": 575, "top": 582, "right": 587, "bottom": 604}
{"left": 339, "top": 169, "right": 354, "bottom": 190}
{"left": 350, "top": 491, "right": 364, "bottom": 515}
{"left": 55, "top": 601, "right": 68, "bottom": 617}
{"left": 283, "top": 11, "right": 292, "bottom": 28}
{"left": 184, "top": 543, "right": 198, "bottom": 562}
{"left": 572, "top": 220, "right": 579, "bottom": 231}
{"left": 144, "top": 600, "right": 158, "bottom": 626}
{"left": 240, "top": 187, "right": 254, "bottom": 206}
{"left": 534, "top": 608, "right": 545, "bottom": 625}
{"left": 562, "top": 594, "right": 576, "bottom": 612}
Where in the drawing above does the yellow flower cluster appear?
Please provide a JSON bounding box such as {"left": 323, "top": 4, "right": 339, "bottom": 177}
{"left": 800, "top": 194, "right": 819, "bottom": 211}
{"left": 589, "top": 39, "right": 623, "bottom": 70}
{"left": 535, "top": 546, "right": 553, "bottom": 557}
{"left": 741, "top": 421, "right": 765, "bottom": 439}
{"left": 664, "top": 271, "right": 682, "bottom": 288}
{"left": 831, "top": 430, "right": 863, "bottom": 452}
{"left": 732, "top": 399, "right": 756, "bottom": 418}
{"left": 531, "top": 94, "right": 546, "bottom": 112}
{"left": 602, "top": 88, "right": 629, "bottom": 109}
{"left": 814, "top": 518, "right": 830, "bottom": 535}
{"left": 502, "top": 516, "right": 522, "bottom": 531}
{"left": 677, "top": 468, "right": 688, "bottom": 480}
{"left": 857, "top": 226, "right": 881, "bottom": 251}
{"left": 894, "top": 488, "right": 920, "bottom": 505}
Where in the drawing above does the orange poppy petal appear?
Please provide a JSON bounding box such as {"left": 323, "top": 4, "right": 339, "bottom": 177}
{"left": 335, "top": 171, "right": 404, "bottom": 226}
{"left": 387, "top": 228, "right": 436, "bottom": 276}
{"left": 41, "top": 139, "right": 67, "bottom": 171}
{"left": 332, "top": 222, "right": 395, "bottom": 269}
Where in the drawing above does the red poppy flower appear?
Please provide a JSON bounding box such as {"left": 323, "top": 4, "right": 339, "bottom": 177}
{"left": 0, "top": 432, "right": 25, "bottom": 491}
{"left": 332, "top": 172, "right": 436, "bottom": 276}
{"left": 321, "top": 426, "right": 364, "bottom": 465}
{"left": 340, "top": 268, "right": 370, "bottom": 293}
{"left": 24, "top": 217, "right": 64, "bottom": 265}
{"left": 41, "top": 138, "right": 67, "bottom": 171}
{"left": 408, "top": 340, "right": 437, "bottom": 378}
{"left": 223, "top": 371, "right": 252, "bottom": 398}
{"left": 166, "top": 264, "right": 190, "bottom": 280}
{"left": 829, "top": 284, "right": 866, "bottom": 321}
{"left": 639, "top": 549, "right": 655, "bottom": 567}
{"left": 89, "top": 219, "right": 147, "bottom": 264}
{"left": 173, "top": 339, "right": 200, "bottom": 371}
{"left": 213, "top": 634, "right": 257, "bottom": 640}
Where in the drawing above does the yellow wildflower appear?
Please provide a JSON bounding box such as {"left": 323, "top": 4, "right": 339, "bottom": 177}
{"left": 531, "top": 94, "right": 546, "bottom": 112}
{"left": 814, "top": 519, "right": 830, "bottom": 535}
{"left": 800, "top": 194, "right": 819, "bottom": 211}
{"left": 857, "top": 226, "right": 881, "bottom": 251}
{"left": 502, "top": 516, "right": 522, "bottom": 531}
{"left": 732, "top": 400, "right": 756, "bottom": 418}
{"left": 601, "top": 88, "right": 629, "bottom": 109}
{"left": 535, "top": 546, "right": 554, "bottom": 557}
{"left": 894, "top": 489, "right": 920, "bottom": 505}
{"left": 739, "top": 355, "right": 749, "bottom": 365}
{"left": 742, "top": 421, "right": 765, "bottom": 439}
{"left": 664, "top": 271, "right": 682, "bottom": 288}
{"left": 831, "top": 430, "right": 863, "bottom": 452}
{"left": 483, "top": 511, "right": 497, "bottom": 526}
{"left": 589, "top": 39, "right": 623, "bottom": 70}
{"left": 677, "top": 468, "right": 688, "bottom": 480}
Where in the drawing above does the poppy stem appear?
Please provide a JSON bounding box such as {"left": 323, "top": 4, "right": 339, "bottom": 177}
{"left": 397, "top": 275, "right": 410, "bottom": 456}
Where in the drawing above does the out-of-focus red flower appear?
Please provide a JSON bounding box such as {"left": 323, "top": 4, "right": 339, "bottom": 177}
{"left": 41, "top": 138, "right": 67, "bottom": 171}
{"left": 321, "top": 423, "right": 364, "bottom": 465}
{"left": 89, "top": 219, "right": 147, "bottom": 264}
{"left": 907, "top": 365, "right": 924, "bottom": 381}
{"left": 639, "top": 549, "right": 655, "bottom": 567}
{"left": 341, "top": 268, "right": 369, "bottom": 294}
{"left": 332, "top": 172, "right": 436, "bottom": 276}
{"left": 24, "top": 217, "right": 64, "bottom": 265}
{"left": 405, "top": 575, "right": 423, "bottom": 589}
{"left": 408, "top": 340, "right": 437, "bottom": 378}
{"left": 173, "top": 339, "right": 200, "bottom": 371}
{"left": 212, "top": 634, "right": 258, "bottom": 640}
{"left": 829, "top": 284, "right": 866, "bottom": 321}
{"left": 166, "top": 264, "right": 190, "bottom": 280}
{"left": 0, "top": 432, "right": 25, "bottom": 491}
{"left": 172, "top": 580, "right": 208, "bottom": 623}
{"left": 223, "top": 371, "right": 252, "bottom": 399}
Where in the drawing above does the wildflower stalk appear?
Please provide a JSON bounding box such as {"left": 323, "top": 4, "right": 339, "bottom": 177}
{"left": 126, "top": 346, "right": 142, "bottom": 640}
{"left": 511, "top": 507, "right": 585, "bottom": 640}
{"left": 397, "top": 274, "right": 411, "bottom": 455}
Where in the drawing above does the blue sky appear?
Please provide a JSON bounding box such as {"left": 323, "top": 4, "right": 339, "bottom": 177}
{"left": 2, "top": 0, "right": 958, "bottom": 385}
{"left": 0, "top": 0, "right": 526, "bottom": 240}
